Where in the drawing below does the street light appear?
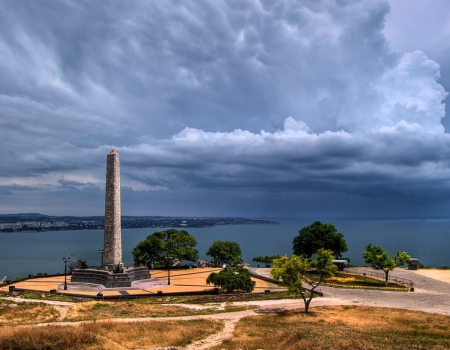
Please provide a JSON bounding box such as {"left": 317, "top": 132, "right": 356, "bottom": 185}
{"left": 165, "top": 256, "right": 173, "bottom": 285}
{"left": 98, "top": 249, "right": 104, "bottom": 267}
{"left": 63, "top": 257, "right": 71, "bottom": 290}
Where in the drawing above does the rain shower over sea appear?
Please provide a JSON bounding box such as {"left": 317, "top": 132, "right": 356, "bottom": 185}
{"left": 1, "top": 218, "right": 449, "bottom": 278}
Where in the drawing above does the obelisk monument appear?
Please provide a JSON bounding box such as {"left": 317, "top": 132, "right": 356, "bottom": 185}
{"left": 70, "top": 150, "right": 149, "bottom": 287}
{"left": 103, "top": 149, "right": 122, "bottom": 269}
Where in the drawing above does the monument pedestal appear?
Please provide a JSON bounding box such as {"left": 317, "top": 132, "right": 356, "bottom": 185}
{"left": 71, "top": 266, "right": 149, "bottom": 288}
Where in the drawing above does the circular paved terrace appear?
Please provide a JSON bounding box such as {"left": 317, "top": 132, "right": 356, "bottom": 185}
{"left": 0, "top": 267, "right": 285, "bottom": 297}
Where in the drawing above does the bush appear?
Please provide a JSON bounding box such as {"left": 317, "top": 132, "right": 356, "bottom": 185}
{"left": 206, "top": 267, "right": 255, "bottom": 293}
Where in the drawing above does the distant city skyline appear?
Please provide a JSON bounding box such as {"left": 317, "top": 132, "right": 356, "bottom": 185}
{"left": 1, "top": 0, "right": 450, "bottom": 218}
{"left": 0, "top": 214, "right": 278, "bottom": 232}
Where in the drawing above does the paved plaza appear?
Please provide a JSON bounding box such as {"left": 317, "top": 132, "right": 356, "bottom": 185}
{"left": 0, "top": 267, "right": 285, "bottom": 297}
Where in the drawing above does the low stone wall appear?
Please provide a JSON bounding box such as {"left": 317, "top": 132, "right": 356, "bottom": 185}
{"left": 71, "top": 267, "right": 149, "bottom": 288}
{"left": 249, "top": 271, "right": 281, "bottom": 285}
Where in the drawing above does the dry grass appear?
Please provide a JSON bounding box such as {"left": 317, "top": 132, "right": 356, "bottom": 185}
{"left": 64, "top": 300, "right": 252, "bottom": 321}
{"left": 212, "top": 305, "right": 450, "bottom": 350}
{"left": 65, "top": 300, "right": 196, "bottom": 321}
{"left": 0, "top": 298, "right": 253, "bottom": 325}
{"left": 0, "top": 300, "right": 60, "bottom": 326}
{"left": 21, "top": 291, "right": 79, "bottom": 302}
{"left": 0, "top": 319, "right": 223, "bottom": 350}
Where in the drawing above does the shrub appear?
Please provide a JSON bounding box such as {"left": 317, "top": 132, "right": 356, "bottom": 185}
{"left": 206, "top": 267, "right": 255, "bottom": 293}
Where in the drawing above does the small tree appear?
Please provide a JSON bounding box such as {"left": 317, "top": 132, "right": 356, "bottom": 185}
{"left": 132, "top": 229, "right": 198, "bottom": 267}
{"left": 206, "top": 267, "right": 255, "bottom": 293}
{"left": 271, "top": 249, "right": 337, "bottom": 313}
{"left": 362, "top": 243, "right": 411, "bottom": 285}
{"left": 293, "top": 221, "right": 348, "bottom": 258}
{"left": 206, "top": 240, "right": 243, "bottom": 266}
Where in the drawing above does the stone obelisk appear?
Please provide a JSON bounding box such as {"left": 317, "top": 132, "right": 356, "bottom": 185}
{"left": 71, "top": 149, "right": 149, "bottom": 287}
{"left": 103, "top": 149, "right": 122, "bottom": 269}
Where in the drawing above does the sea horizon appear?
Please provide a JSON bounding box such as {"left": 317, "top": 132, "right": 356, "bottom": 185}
{"left": 1, "top": 217, "right": 449, "bottom": 279}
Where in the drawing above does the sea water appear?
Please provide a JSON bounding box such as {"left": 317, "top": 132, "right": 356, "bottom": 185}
{"left": 0, "top": 218, "right": 449, "bottom": 278}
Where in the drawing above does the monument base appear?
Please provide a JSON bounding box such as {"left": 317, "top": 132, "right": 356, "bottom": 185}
{"left": 71, "top": 266, "right": 149, "bottom": 288}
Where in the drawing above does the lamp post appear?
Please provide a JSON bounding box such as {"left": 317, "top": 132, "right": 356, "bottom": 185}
{"left": 166, "top": 256, "right": 173, "bottom": 285}
{"left": 98, "top": 249, "right": 104, "bottom": 267}
{"left": 63, "top": 257, "right": 70, "bottom": 290}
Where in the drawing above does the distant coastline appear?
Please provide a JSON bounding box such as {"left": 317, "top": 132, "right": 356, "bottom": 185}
{"left": 0, "top": 213, "right": 278, "bottom": 233}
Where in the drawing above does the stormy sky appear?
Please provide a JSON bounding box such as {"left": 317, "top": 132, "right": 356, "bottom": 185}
{"left": 1, "top": 0, "right": 449, "bottom": 218}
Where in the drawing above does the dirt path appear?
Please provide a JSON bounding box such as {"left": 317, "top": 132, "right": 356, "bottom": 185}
{"left": 185, "top": 317, "right": 239, "bottom": 350}
{"left": 2, "top": 296, "right": 74, "bottom": 306}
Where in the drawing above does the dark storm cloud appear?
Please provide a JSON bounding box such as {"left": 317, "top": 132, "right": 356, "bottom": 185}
{"left": 0, "top": 0, "right": 449, "bottom": 217}
{"left": 118, "top": 119, "right": 450, "bottom": 199}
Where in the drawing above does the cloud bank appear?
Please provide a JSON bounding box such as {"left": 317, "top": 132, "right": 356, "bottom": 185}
{"left": 0, "top": 0, "right": 449, "bottom": 217}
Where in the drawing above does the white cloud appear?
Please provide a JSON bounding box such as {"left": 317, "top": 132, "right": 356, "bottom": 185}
{"left": 375, "top": 51, "right": 447, "bottom": 133}
{"left": 283, "top": 117, "right": 310, "bottom": 132}
{"left": 384, "top": 0, "right": 450, "bottom": 131}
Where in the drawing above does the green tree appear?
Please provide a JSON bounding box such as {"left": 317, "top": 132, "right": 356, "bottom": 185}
{"left": 271, "top": 249, "right": 337, "bottom": 313}
{"left": 206, "top": 266, "right": 255, "bottom": 293}
{"left": 362, "top": 243, "right": 411, "bottom": 285}
{"left": 292, "top": 221, "right": 348, "bottom": 258}
{"left": 132, "top": 233, "right": 164, "bottom": 266}
{"left": 206, "top": 240, "right": 243, "bottom": 266}
{"left": 132, "top": 229, "right": 198, "bottom": 267}
{"left": 252, "top": 255, "right": 281, "bottom": 267}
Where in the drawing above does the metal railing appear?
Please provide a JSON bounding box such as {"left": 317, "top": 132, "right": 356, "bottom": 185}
{"left": 342, "top": 268, "right": 414, "bottom": 288}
